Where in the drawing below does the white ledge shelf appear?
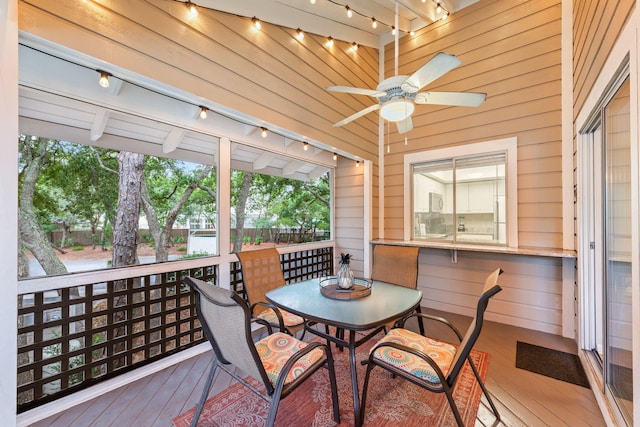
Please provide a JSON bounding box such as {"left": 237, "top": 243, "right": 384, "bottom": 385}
{"left": 371, "top": 239, "right": 577, "bottom": 259}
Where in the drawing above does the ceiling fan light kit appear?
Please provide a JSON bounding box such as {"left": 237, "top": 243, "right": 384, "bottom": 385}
{"left": 380, "top": 99, "right": 414, "bottom": 122}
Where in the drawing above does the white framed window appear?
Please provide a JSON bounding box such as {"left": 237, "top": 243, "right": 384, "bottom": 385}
{"left": 404, "top": 137, "right": 518, "bottom": 247}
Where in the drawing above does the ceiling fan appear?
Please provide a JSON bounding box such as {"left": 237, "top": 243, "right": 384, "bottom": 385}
{"left": 326, "top": 51, "right": 487, "bottom": 134}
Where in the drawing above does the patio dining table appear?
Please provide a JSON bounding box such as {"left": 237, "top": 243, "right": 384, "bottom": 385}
{"left": 265, "top": 277, "right": 422, "bottom": 427}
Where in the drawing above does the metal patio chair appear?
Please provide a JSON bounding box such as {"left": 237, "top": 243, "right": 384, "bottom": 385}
{"left": 236, "top": 248, "right": 305, "bottom": 336}
{"left": 183, "top": 276, "right": 340, "bottom": 427}
{"left": 360, "top": 268, "right": 503, "bottom": 427}
{"left": 371, "top": 245, "right": 424, "bottom": 334}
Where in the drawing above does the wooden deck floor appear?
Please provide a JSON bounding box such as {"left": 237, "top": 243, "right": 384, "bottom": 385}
{"left": 29, "top": 308, "right": 607, "bottom": 427}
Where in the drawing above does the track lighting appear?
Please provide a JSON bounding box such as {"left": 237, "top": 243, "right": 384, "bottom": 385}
{"left": 303, "top": 142, "right": 309, "bottom": 151}
{"left": 296, "top": 28, "right": 304, "bottom": 40}
{"left": 345, "top": 6, "right": 352, "bottom": 18}
{"left": 97, "top": 70, "right": 110, "bottom": 88}
{"left": 199, "top": 106, "right": 208, "bottom": 119}
{"left": 252, "top": 17, "right": 261, "bottom": 30}
{"left": 326, "top": 36, "right": 334, "bottom": 47}
{"left": 261, "top": 127, "right": 268, "bottom": 138}
{"left": 186, "top": 1, "right": 198, "bottom": 17}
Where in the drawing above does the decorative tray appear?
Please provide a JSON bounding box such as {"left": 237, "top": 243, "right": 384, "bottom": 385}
{"left": 319, "top": 276, "right": 372, "bottom": 300}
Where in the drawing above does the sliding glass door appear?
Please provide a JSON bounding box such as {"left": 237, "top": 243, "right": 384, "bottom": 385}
{"left": 602, "top": 77, "right": 632, "bottom": 422}
{"left": 582, "top": 74, "right": 632, "bottom": 425}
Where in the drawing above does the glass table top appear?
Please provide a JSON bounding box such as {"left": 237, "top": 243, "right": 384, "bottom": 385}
{"left": 266, "top": 278, "right": 422, "bottom": 330}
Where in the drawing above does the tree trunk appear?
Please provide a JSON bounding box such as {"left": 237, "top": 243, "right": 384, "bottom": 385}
{"left": 112, "top": 152, "right": 145, "bottom": 268}
{"left": 233, "top": 172, "right": 253, "bottom": 253}
{"left": 17, "top": 240, "right": 30, "bottom": 279}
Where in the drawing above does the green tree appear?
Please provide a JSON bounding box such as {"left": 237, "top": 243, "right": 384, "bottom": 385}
{"left": 231, "top": 170, "right": 253, "bottom": 252}
{"left": 140, "top": 158, "right": 214, "bottom": 261}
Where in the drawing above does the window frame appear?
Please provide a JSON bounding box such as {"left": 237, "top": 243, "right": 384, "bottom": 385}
{"left": 403, "top": 137, "right": 518, "bottom": 247}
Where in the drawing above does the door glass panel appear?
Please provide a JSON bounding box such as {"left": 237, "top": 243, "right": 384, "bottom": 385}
{"left": 604, "top": 77, "right": 632, "bottom": 422}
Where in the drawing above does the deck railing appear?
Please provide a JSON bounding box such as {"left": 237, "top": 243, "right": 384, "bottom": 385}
{"left": 17, "top": 245, "right": 333, "bottom": 413}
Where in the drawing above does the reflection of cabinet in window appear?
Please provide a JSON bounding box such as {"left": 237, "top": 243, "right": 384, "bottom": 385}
{"left": 456, "top": 181, "right": 494, "bottom": 212}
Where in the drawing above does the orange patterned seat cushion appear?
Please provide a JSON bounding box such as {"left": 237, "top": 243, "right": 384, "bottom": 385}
{"left": 256, "top": 332, "right": 324, "bottom": 386}
{"left": 256, "top": 307, "right": 304, "bottom": 328}
{"left": 371, "top": 328, "right": 457, "bottom": 385}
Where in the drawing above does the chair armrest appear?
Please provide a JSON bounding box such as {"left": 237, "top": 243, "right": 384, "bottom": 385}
{"left": 250, "top": 301, "right": 286, "bottom": 332}
{"left": 250, "top": 317, "right": 273, "bottom": 335}
{"left": 395, "top": 313, "right": 464, "bottom": 342}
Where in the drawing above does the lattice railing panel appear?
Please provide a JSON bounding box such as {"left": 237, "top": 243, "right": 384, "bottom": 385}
{"left": 230, "top": 246, "right": 334, "bottom": 299}
{"left": 17, "top": 265, "right": 216, "bottom": 412}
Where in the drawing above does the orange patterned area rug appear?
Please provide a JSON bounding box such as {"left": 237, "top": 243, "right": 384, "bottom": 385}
{"left": 172, "top": 337, "right": 489, "bottom": 427}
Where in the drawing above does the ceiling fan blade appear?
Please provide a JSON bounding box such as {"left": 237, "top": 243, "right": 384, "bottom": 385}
{"left": 414, "top": 91, "right": 487, "bottom": 107}
{"left": 333, "top": 104, "right": 381, "bottom": 127}
{"left": 400, "top": 52, "right": 462, "bottom": 93}
{"left": 395, "top": 116, "right": 413, "bottom": 134}
{"left": 326, "top": 85, "right": 386, "bottom": 97}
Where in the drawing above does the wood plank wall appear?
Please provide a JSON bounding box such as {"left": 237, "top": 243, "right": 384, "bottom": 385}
{"left": 378, "top": 0, "right": 574, "bottom": 335}
{"left": 334, "top": 157, "right": 366, "bottom": 276}
{"left": 572, "top": 0, "right": 634, "bottom": 253}
{"left": 381, "top": 0, "right": 564, "bottom": 250}
{"left": 18, "top": 0, "right": 380, "bottom": 161}
{"left": 573, "top": 0, "right": 635, "bottom": 121}
{"left": 418, "top": 248, "right": 565, "bottom": 335}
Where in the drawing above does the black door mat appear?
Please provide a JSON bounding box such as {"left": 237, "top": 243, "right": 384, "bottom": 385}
{"left": 516, "top": 341, "right": 590, "bottom": 388}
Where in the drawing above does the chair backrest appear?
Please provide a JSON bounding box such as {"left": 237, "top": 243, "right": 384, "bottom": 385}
{"left": 236, "top": 248, "right": 286, "bottom": 314}
{"left": 371, "top": 245, "right": 420, "bottom": 289}
{"left": 183, "top": 276, "right": 270, "bottom": 389}
{"left": 446, "top": 268, "right": 503, "bottom": 384}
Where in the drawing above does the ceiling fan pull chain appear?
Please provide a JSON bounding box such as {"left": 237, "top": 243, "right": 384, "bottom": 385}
{"left": 387, "top": 120, "right": 390, "bottom": 153}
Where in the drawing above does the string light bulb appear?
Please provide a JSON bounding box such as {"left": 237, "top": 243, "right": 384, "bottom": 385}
{"left": 310, "top": 0, "right": 316, "bottom": 3}
{"left": 441, "top": 11, "right": 449, "bottom": 20}
{"left": 352, "top": 41, "right": 358, "bottom": 50}
{"left": 98, "top": 71, "right": 110, "bottom": 88}
{"left": 296, "top": 28, "right": 304, "bottom": 40}
{"left": 436, "top": 2, "right": 442, "bottom": 13}
{"left": 261, "top": 127, "right": 268, "bottom": 138}
{"left": 303, "top": 142, "right": 309, "bottom": 151}
{"left": 391, "top": 26, "right": 397, "bottom": 35}
{"left": 199, "top": 106, "right": 208, "bottom": 119}
{"left": 371, "top": 17, "right": 377, "bottom": 28}
{"left": 345, "top": 6, "right": 352, "bottom": 18}
{"left": 252, "top": 17, "right": 262, "bottom": 30}
{"left": 326, "top": 36, "right": 334, "bottom": 47}
{"left": 186, "top": 1, "right": 198, "bottom": 17}
{"left": 355, "top": 160, "right": 360, "bottom": 167}
{"left": 333, "top": 153, "right": 338, "bottom": 160}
